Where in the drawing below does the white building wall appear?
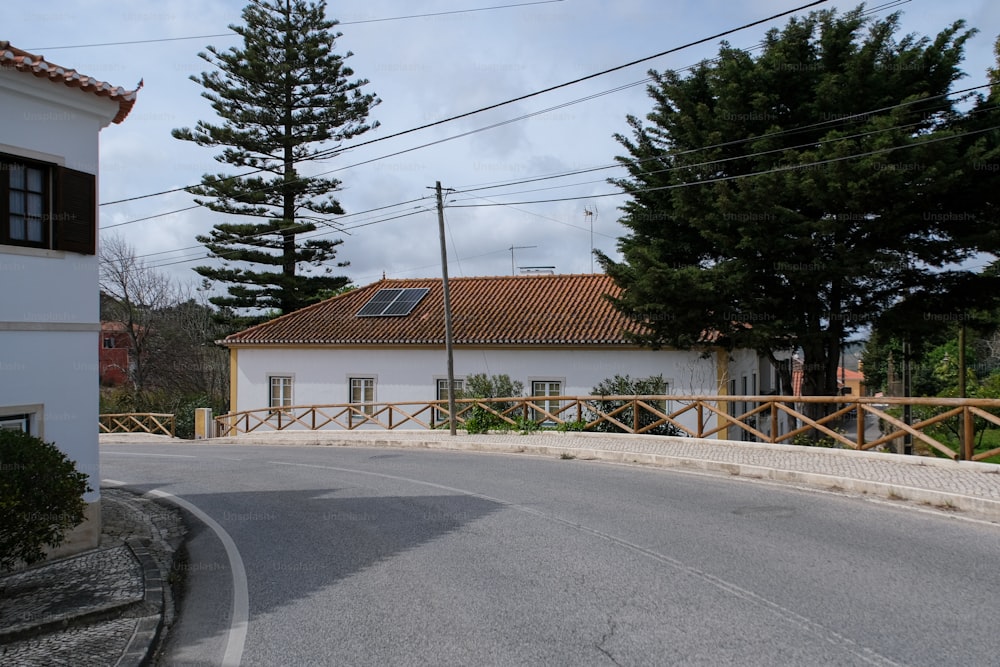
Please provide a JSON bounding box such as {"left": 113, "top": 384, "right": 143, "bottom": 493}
{"left": 0, "top": 331, "right": 99, "bottom": 476}
{"left": 0, "top": 68, "right": 118, "bottom": 507}
{"left": 233, "top": 345, "right": 727, "bottom": 433}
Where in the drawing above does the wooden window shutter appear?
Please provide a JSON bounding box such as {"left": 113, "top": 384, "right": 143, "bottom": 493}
{"left": 53, "top": 166, "right": 97, "bottom": 255}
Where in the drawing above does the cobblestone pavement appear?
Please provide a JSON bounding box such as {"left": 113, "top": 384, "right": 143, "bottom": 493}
{"left": 0, "top": 487, "right": 186, "bottom": 667}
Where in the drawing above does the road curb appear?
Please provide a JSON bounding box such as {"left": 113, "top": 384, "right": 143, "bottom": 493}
{"left": 117, "top": 539, "right": 166, "bottom": 667}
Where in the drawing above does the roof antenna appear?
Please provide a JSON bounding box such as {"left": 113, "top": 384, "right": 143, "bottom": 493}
{"left": 509, "top": 245, "right": 536, "bottom": 276}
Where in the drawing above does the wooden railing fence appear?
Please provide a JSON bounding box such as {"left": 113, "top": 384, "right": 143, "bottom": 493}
{"left": 99, "top": 412, "right": 176, "bottom": 437}
{"left": 214, "top": 395, "right": 1000, "bottom": 463}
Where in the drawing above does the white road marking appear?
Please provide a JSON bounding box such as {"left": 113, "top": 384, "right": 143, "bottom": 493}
{"left": 103, "top": 479, "right": 249, "bottom": 667}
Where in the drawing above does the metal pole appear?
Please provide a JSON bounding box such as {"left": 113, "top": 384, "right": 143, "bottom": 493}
{"left": 903, "top": 339, "right": 912, "bottom": 455}
{"left": 959, "top": 323, "right": 967, "bottom": 460}
{"left": 435, "top": 182, "right": 457, "bottom": 436}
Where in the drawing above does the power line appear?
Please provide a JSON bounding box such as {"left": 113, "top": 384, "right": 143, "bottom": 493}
{"left": 98, "top": 0, "right": 926, "bottom": 235}
{"left": 143, "top": 123, "right": 998, "bottom": 273}
{"left": 145, "top": 206, "right": 434, "bottom": 270}
{"left": 448, "top": 98, "right": 1000, "bottom": 202}
{"left": 447, "top": 124, "right": 1000, "bottom": 208}
{"left": 449, "top": 82, "right": 992, "bottom": 196}
{"left": 27, "top": 1, "right": 567, "bottom": 51}
{"left": 104, "top": 78, "right": 986, "bottom": 231}
{"left": 128, "top": 84, "right": 994, "bottom": 265}
{"left": 135, "top": 197, "right": 432, "bottom": 262}
{"left": 100, "top": 0, "right": 831, "bottom": 207}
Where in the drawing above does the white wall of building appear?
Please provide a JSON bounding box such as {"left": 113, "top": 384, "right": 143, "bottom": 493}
{"left": 0, "top": 68, "right": 118, "bottom": 504}
{"left": 231, "top": 345, "right": 731, "bottom": 433}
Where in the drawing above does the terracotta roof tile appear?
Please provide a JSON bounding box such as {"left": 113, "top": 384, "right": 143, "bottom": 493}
{"left": 222, "top": 274, "right": 647, "bottom": 347}
{"left": 0, "top": 41, "right": 140, "bottom": 124}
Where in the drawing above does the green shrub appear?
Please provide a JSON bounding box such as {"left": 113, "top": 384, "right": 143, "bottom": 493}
{"left": 461, "top": 374, "right": 525, "bottom": 434}
{"left": 463, "top": 407, "right": 507, "bottom": 434}
{"left": 513, "top": 415, "right": 540, "bottom": 434}
{"left": 587, "top": 374, "right": 682, "bottom": 436}
{"left": 556, "top": 419, "right": 589, "bottom": 432}
{"left": 0, "top": 430, "right": 92, "bottom": 572}
{"left": 790, "top": 432, "right": 838, "bottom": 448}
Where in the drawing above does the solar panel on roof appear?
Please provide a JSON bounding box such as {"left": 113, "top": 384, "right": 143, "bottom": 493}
{"left": 356, "top": 289, "right": 402, "bottom": 316}
{"left": 382, "top": 288, "right": 430, "bottom": 315}
{"left": 356, "top": 287, "right": 429, "bottom": 317}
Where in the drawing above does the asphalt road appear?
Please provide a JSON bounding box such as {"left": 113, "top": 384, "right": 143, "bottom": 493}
{"left": 102, "top": 443, "right": 1000, "bottom": 667}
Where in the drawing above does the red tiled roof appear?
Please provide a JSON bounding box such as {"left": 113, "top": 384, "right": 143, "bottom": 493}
{"left": 838, "top": 368, "right": 865, "bottom": 382}
{"left": 1, "top": 41, "right": 140, "bottom": 124}
{"left": 222, "top": 274, "right": 648, "bottom": 347}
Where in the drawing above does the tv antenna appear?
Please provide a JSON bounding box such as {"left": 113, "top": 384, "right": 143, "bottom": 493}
{"left": 508, "top": 245, "right": 536, "bottom": 276}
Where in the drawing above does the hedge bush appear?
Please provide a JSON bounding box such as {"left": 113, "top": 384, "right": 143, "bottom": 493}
{"left": 0, "top": 430, "right": 91, "bottom": 572}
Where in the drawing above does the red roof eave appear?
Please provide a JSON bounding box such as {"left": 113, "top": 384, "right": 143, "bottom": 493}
{"left": 1, "top": 41, "right": 140, "bottom": 124}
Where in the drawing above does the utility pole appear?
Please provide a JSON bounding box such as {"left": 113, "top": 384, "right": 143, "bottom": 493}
{"left": 433, "top": 181, "right": 457, "bottom": 436}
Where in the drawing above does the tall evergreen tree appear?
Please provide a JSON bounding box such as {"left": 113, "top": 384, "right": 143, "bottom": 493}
{"left": 598, "top": 6, "right": 1000, "bottom": 414}
{"left": 173, "top": 0, "right": 379, "bottom": 319}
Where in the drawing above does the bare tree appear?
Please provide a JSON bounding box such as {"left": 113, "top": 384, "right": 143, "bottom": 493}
{"left": 99, "top": 235, "right": 175, "bottom": 403}
{"left": 143, "top": 284, "right": 231, "bottom": 408}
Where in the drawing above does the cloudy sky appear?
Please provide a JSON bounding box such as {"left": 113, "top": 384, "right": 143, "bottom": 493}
{"left": 6, "top": 0, "right": 999, "bottom": 290}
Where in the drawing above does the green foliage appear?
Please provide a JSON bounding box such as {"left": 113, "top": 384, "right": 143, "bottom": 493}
{"left": 464, "top": 374, "right": 524, "bottom": 405}
{"left": 173, "top": 0, "right": 380, "bottom": 317}
{"left": 587, "top": 374, "right": 681, "bottom": 436}
{"left": 0, "top": 430, "right": 91, "bottom": 572}
{"left": 791, "top": 433, "right": 838, "bottom": 448}
{"left": 513, "top": 415, "right": 540, "bottom": 435}
{"left": 460, "top": 374, "right": 525, "bottom": 433}
{"left": 556, "top": 419, "right": 589, "bottom": 432}
{"left": 462, "top": 408, "right": 498, "bottom": 435}
{"left": 599, "top": 5, "right": 1000, "bottom": 403}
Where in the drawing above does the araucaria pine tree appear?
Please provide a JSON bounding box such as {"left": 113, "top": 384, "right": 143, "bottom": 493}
{"left": 174, "top": 0, "right": 379, "bottom": 319}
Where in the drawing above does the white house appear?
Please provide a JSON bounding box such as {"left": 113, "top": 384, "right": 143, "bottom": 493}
{"left": 0, "top": 42, "right": 139, "bottom": 554}
{"left": 221, "top": 274, "right": 762, "bottom": 435}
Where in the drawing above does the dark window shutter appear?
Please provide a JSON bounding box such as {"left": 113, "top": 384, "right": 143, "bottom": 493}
{"left": 53, "top": 167, "right": 96, "bottom": 255}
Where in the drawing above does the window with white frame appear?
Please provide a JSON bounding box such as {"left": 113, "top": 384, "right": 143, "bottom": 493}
{"left": 531, "top": 380, "right": 562, "bottom": 422}
{"left": 350, "top": 377, "right": 376, "bottom": 415}
{"left": 269, "top": 376, "right": 293, "bottom": 412}
{"left": 435, "top": 378, "right": 465, "bottom": 425}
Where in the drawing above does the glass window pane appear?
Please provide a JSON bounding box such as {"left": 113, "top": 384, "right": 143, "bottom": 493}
{"left": 26, "top": 167, "right": 44, "bottom": 192}
{"left": 9, "top": 166, "right": 25, "bottom": 190}
{"left": 9, "top": 215, "right": 25, "bottom": 240}
{"left": 27, "top": 193, "right": 43, "bottom": 217}
{"left": 26, "top": 218, "right": 43, "bottom": 242}
{"left": 9, "top": 190, "right": 24, "bottom": 214}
